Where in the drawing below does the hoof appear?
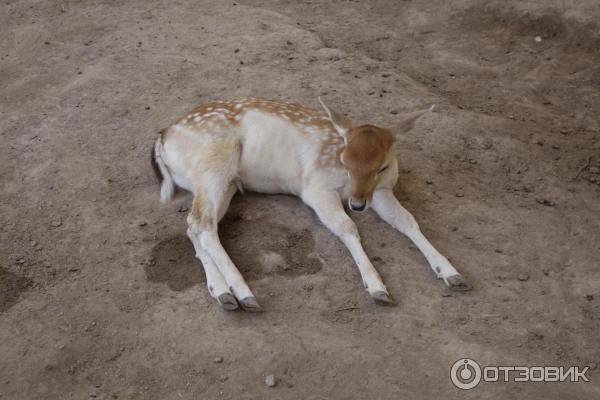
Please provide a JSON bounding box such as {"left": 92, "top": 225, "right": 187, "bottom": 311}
{"left": 371, "top": 291, "right": 394, "bottom": 305}
{"left": 218, "top": 293, "right": 239, "bottom": 311}
{"left": 445, "top": 274, "right": 471, "bottom": 292}
{"left": 239, "top": 296, "right": 262, "bottom": 312}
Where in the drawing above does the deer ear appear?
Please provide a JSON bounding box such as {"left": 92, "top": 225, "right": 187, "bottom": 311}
{"left": 318, "top": 97, "right": 352, "bottom": 139}
{"left": 394, "top": 105, "right": 435, "bottom": 134}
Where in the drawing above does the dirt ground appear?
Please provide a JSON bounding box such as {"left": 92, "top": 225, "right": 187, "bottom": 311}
{"left": 1, "top": 0, "right": 599, "bottom": 399}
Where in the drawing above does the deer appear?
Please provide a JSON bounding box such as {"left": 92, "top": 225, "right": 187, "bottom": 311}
{"left": 151, "top": 97, "right": 470, "bottom": 312}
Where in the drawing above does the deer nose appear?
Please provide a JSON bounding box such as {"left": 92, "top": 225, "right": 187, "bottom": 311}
{"left": 349, "top": 198, "right": 367, "bottom": 212}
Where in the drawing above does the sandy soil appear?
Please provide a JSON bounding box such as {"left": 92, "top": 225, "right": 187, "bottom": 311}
{"left": 1, "top": 0, "right": 599, "bottom": 399}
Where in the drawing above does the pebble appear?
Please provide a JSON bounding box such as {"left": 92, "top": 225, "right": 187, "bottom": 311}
{"left": 15, "top": 256, "right": 26, "bottom": 265}
{"left": 213, "top": 356, "right": 223, "bottom": 364}
{"left": 138, "top": 221, "right": 147, "bottom": 227}
{"left": 536, "top": 198, "right": 555, "bottom": 207}
{"left": 50, "top": 219, "right": 63, "bottom": 228}
{"left": 265, "top": 374, "right": 276, "bottom": 387}
{"left": 178, "top": 206, "right": 189, "bottom": 213}
{"left": 518, "top": 273, "right": 530, "bottom": 282}
{"left": 589, "top": 166, "right": 600, "bottom": 174}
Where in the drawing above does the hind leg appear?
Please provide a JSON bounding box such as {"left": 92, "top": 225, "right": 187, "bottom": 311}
{"left": 191, "top": 181, "right": 241, "bottom": 310}
{"left": 163, "top": 131, "right": 258, "bottom": 311}
{"left": 187, "top": 228, "right": 238, "bottom": 310}
{"left": 187, "top": 174, "right": 261, "bottom": 312}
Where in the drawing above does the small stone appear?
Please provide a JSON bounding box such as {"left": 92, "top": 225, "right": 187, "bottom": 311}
{"left": 89, "top": 392, "right": 97, "bottom": 398}
{"left": 455, "top": 192, "right": 464, "bottom": 198}
{"left": 178, "top": 206, "right": 189, "bottom": 213}
{"left": 213, "top": 356, "right": 223, "bottom": 363}
{"left": 518, "top": 273, "right": 530, "bottom": 282}
{"left": 390, "top": 110, "right": 399, "bottom": 115}
{"left": 534, "top": 35, "right": 543, "bottom": 43}
{"left": 217, "top": 375, "right": 228, "bottom": 382}
{"left": 15, "top": 257, "right": 26, "bottom": 265}
{"left": 265, "top": 374, "right": 276, "bottom": 387}
{"left": 426, "top": 180, "right": 433, "bottom": 184}
{"left": 589, "top": 166, "right": 600, "bottom": 174}
{"left": 536, "top": 198, "right": 555, "bottom": 207}
{"left": 138, "top": 221, "right": 147, "bottom": 227}
{"left": 50, "top": 219, "right": 63, "bottom": 228}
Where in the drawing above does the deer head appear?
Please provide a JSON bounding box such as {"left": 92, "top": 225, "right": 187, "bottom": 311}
{"left": 318, "top": 97, "right": 433, "bottom": 212}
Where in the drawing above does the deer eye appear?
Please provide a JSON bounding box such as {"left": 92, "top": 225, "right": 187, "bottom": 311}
{"left": 378, "top": 165, "right": 389, "bottom": 174}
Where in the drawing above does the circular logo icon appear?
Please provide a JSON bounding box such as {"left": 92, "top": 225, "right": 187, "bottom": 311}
{"left": 450, "top": 358, "right": 482, "bottom": 390}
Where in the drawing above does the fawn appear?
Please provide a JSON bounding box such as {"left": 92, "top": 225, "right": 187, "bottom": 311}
{"left": 152, "top": 97, "right": 469, "bottom": 312}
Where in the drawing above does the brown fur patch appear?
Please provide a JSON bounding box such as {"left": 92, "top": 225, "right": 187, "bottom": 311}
{"left": 345, "top": 125, "right": 394, "bottom": 168}
{"left": 343, "top": 125, "right": 395, "bottom": 200}
{"left": 191, "top": 193, "right": 215, "bottom": 231}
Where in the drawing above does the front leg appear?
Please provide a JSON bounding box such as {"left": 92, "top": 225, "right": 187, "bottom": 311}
{"left": 371, "top": 189, "right": 470, "bottom": 291}
{"left": 302, "top": 189, "right": 393, "bottom": 304}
